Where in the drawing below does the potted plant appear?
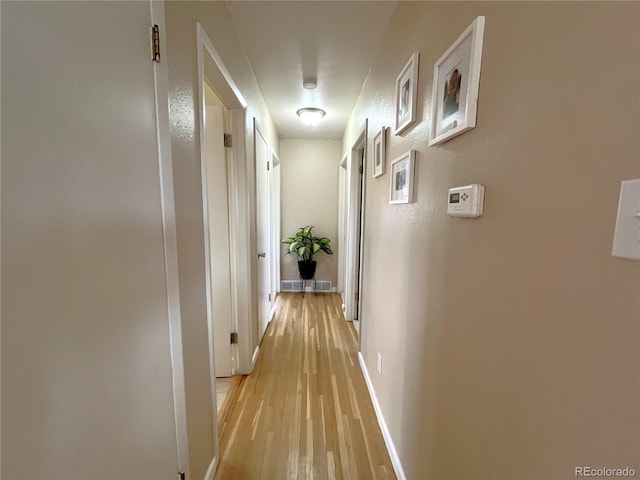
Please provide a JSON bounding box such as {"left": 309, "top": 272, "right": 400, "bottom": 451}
{"left": 282, "top": 225, "right": 333, "bottom": 280}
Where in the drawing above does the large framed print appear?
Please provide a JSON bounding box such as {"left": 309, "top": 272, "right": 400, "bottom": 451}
{"left": 429, "top": 16, "right": 485, "bottom": 146}
{"left": 389, "top": 150, "right": 416, "bottom": 204}
{"left": 394, "top": 52, "right": 419, "bottom": 135}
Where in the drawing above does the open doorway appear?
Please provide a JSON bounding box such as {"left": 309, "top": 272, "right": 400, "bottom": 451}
{"left": 341, "top": 122, "right": 367, "bottom": 338}
{"left": 353, "top": 147, "right": 365, "bottom": 334}
{"left": 196, "top": 24, "right": 254, "bottom": 467}
{"left": 203, "top": 82, "right": 234, "bottom": 390}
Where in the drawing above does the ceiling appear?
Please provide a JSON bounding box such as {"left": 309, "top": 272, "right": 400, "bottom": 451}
{"left": 225, "top": 1, "right": 398, "bottom": 140}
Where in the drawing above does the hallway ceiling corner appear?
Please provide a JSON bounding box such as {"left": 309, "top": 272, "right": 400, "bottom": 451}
{"left": 224, "top": 0, "right": 398, "bottom": 140}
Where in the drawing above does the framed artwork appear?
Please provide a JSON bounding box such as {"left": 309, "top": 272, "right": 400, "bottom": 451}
{"left": 394, "top": 52, "right": 419, "bottom": 135}
{"left": 372, "top": 127, "right": 387, "bottom": 178}
{"left": 389, "top": 150, "right": 416, "bottom": 204}
{"left": 429, "top": 16, "right": 485, "bottom": 146}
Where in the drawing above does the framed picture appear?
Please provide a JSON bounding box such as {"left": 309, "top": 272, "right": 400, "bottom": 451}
{"left": 372, "top": 127, "right": 387, "bottom": 178}
{"left": 389, "top": 150, "right": 416, "bottom": 204}
{"left": 429, "top": 16, "right": 485, "bottom": 146}
{"left": 394, "top": 52, "right": 419, "bottom": 135}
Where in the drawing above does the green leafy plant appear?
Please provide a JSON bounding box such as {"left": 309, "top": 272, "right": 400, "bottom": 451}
{"left": 282, "top": 225, "right": 333, "bottom": 262}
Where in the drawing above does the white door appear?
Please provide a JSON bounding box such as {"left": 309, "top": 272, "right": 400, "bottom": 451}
{"left": 255, "top": 125, "right": 271, "bottom": 342}
{"left": 204, "top": 104, "right": 233, "bottom": 377}
{"left": 2, "top": 1, "right": 183, "bottom": 477}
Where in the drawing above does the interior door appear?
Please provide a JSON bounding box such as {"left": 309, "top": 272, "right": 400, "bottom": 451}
{"left": 255, "top": 124, "right": 271, "bottom": 342}
{"left": 205, "top": 104, "right": 233, "bottom": 377}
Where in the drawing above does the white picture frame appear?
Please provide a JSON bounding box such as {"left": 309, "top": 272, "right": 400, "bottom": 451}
{"left": 394, "top": 52, "right": 419, "bottom": 135}
{"left": 389, "top": 150, "right": 416, "bottom": 204}
{"left": 372, "top": 127, "right": 387, "bottom": 178}
{"left": 429, "top": 16, "right": 485, "bottom": 146}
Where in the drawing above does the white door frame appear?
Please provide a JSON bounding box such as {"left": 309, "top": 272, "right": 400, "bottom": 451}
{"left": 203, "top": 102, "right": 233, "bottom": 377}
{"left": 254, "top": 120, "right": 275, "bottom": 340}
{"left": 152, "top": 1, "right": 189, "bottom": 476}
{"left": 270, "top": 151, "right": 281, "bottom": 299}
{"left": 343, "top": 121, "right": 368, "bottom": 324}
{"left": 228, "top": 107, "right": 254, "bottom": 374}
{"left": 196, "top": 22, "right": 254, "bottom": 478}
{"left": 337, "top": 155, "right": 348, "bottom": 298}
{"left": 196, "top": 23, "right": 253, "bottom": 376}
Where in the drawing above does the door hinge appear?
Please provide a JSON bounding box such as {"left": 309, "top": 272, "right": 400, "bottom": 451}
{"left": 359, "top": 165, "right": 363, "bottom": 174}
{"left": 268, "top": 293, "right": 271, "bottom": 302}
{"left": 267, "top": 161, "right": 270, "bottom": 171}
{"left": 230, "top": 332, "right": 238, "bottom": 344}
{"left": 224, "top": 133, "right": 232, "bottom": 148}
{"left": 151, "top": 25, "right": 161, "bottom": 63}
{"left": 178, "top": 472, "right": 185, "bottom": 480}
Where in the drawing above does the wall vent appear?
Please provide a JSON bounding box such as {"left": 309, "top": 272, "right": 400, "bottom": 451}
{"left": 282, "top": 280, "right": 303, "bottom": 292}
{"left": 315, "top": 280, "right": 332, "bottom": 292}
{"left": 281, "top": 280, "right": 332, "bottom": 292}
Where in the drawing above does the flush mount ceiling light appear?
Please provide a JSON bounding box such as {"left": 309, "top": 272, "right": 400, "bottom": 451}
{"left": 297, "top": 107, "right": 326, "bottom": 126}
{"left": 303, "top": 78, "right": 317, "bottom": 90}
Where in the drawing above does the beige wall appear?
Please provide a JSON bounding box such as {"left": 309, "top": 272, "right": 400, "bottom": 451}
{"left": 165, "top": 2, "right": 279, "bottom": 477}
{"left": 1, "top": 2, "right": 178, "bottom": 478}
{"left": 280, "top": 139, "right": 340, "bottom": 286}
{"left": 343, "top": 2, "right": 640, "bottom": 478}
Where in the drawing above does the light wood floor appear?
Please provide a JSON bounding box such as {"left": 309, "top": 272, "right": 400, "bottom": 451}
{"left": 215, "top": 293, "right": 395, "bottom": 480}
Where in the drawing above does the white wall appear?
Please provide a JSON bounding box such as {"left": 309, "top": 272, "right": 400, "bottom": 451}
{"left": 280, "top": 139, "right": 340, "bottom": 286}
{"left": 343, "top": 2, "right": 640, "bottom": 479}
{"left": 1, "top": 2, "right": 178, "bottom": 477}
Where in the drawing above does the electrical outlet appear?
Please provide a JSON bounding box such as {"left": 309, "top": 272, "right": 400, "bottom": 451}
{"left": 377, "top": 352, "right": 382, "bottom": 375}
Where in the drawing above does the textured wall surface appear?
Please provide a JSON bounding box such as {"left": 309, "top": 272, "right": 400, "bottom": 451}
{"left": 343, "top": 2, "right": 640, "bottom": 478}
{"left": 2, "top": 2, "right": 178, "bottom": 477}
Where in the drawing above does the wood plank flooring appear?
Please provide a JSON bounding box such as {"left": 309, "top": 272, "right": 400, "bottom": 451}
{"left": 215, "top": 293, "right": 395, "bottom": 480}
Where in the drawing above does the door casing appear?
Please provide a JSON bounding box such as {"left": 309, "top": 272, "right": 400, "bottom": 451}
{"left": 196, "top": 21, "right": 255, "bottom": 479}
{"left": 343, "top": 121, "right": 368, "bottom": 333}
{"left": 254, "top": 121, "right": 274, "bottom": 345}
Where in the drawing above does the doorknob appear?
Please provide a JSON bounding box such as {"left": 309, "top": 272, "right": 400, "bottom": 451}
{"left": 257, "top": 252, "right": 266, "bottom": 258}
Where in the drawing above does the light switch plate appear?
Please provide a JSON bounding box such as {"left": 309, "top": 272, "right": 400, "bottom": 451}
{"left": 612, "top": 179, "right": 640, "bottom": 261}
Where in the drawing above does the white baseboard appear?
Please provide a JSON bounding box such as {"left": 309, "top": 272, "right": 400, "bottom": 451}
{"left": 251, "top": 345, "right": 260, "bottom": 366}
{"left": 204, "top": 455, "right": 218, "bottom": 480}
{"left": 358, "top": 352, "right": 406, "bottom": 480}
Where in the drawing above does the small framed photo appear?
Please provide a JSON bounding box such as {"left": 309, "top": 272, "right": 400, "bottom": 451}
{"left": 394, "top": 52, "right": 419, "bottom": 135}
{"left": 389, "top": 150, "right": 416, "bottom": 204}
{"left": 429, "top": 16, "right": 485, "bottom": 146}
{"left": 372, "top": 127, "right": 387, "bottom": 178}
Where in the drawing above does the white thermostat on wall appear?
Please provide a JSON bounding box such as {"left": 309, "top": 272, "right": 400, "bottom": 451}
{"left": 447, "top": 184, "right": 485, "bottom": 218}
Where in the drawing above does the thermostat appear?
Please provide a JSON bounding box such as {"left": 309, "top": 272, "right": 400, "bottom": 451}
{"left": 447, "top": 184, "right": 485, "bottom": 217}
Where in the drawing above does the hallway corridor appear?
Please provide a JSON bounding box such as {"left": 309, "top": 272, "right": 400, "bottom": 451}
{"left": 215, "top": 293, "right": 395, "bottom": 479}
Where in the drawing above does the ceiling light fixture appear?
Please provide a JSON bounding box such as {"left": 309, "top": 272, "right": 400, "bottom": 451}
{"left": 303, "top": 78, "right": 317, "bottom": 89}
{"left": 297, "top": 107, "right": 325, "bottom": 126}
